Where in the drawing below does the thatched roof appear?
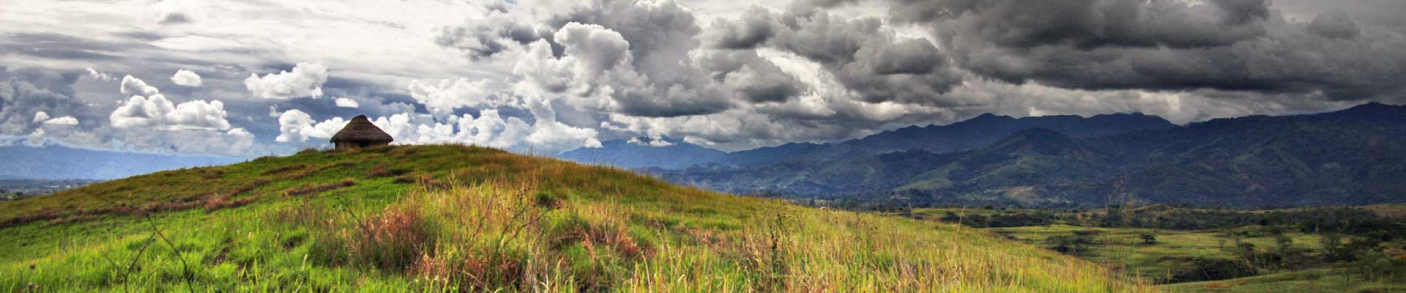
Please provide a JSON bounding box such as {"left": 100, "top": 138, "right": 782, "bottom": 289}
{"left": 330, "top": 115, "right": 394, "bottom": 144}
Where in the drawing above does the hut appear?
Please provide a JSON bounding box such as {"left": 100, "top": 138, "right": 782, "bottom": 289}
{"left": 330, "top": 115, "right": 394, "bottom": 149}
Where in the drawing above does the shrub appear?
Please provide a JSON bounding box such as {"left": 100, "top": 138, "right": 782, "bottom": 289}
{"left": 351, "top": 206, "right": 437, "bottom": 272}
{"left": 1160, "top": 257, "right": 1257, "bottom": 283}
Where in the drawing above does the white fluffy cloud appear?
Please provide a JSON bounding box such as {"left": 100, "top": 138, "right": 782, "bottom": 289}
{"left": 109, "top": 76, "right": 231, "bottom": 130}
{"left": 30, "top": 111, "right": 77, "bottom": 126}
{"left": 407, "top": 78, "right": 515, "bottom": 116}
{"left": 277, "top": 97, "right": 599, "bottom": 154}
{"left": 32, "top": 111, "right": 49, "bottom": 124}
{"left": 170, "top": 69, "right": 202, "bottom": 87}
{"left": 513, "top": 22, "right": 731, "bottom": 117}
{"left": 243, "top": 62, "right": 328, "bottom": 99}
{"left": 628, "top": 134, "right": 674, "bottom": 147}
{"left": 334, "top": 97, "right": 360, "bottom": 108}
{"left": 42, "top": 116, "right": 78, "bottom": 126}
{"left": 275, "top": 109, "right": 346, "bottom": 143}
{"left": 120, "top": 75, "right": 160, "bottom": 97}
{"left": 85, "top": 68, "right": 115, "bottom": 81}
{"left": 110, "top": 94, "right": 231, "bottom": 130}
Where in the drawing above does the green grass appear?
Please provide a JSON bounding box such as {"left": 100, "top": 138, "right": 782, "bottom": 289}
{"left": 989, "top": 225, "right": 1324, "bottom": 282}
{"left": 0, "top": 145, "right": 1152, "bottom": 292}
{"left": 1163, "top": 268, "right": 1406, "bottom": 293}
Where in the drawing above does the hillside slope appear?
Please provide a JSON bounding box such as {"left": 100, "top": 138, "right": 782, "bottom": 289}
{"left": 0, "top": 145, "right": 1149, "bottom": 292}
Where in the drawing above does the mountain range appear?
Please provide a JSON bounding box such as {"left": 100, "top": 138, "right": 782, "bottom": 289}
{"left": 0, "top": 144, "right": 244, "bottom": 180}
{"left": 559, "top": 103, "right": 1406, "bottom": 208}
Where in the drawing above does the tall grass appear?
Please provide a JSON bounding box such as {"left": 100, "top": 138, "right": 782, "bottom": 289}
{"left": 0, "top": 145, "right": 1156, "bottom": 292}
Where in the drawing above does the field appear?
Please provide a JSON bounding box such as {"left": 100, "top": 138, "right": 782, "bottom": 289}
{"left": 989, "top": 225, "right": 1323, "bottom": 281}
{"left": 0, "top": 145, "right": 1152, "bottom": 292}
{"left": 1164, "top": 268, "right": 1398, "bottom": 293}
{"left": 909, "top": 207, "right": 1406, "bottom": 293}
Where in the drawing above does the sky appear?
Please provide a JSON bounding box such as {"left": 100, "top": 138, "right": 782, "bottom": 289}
{"left": 1, "top": 0, "right": 1403, "bottom": 157}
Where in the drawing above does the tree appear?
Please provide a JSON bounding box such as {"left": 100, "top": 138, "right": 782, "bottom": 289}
{"left": 1139, "top": 233, "right": 1157, "bottom": 245}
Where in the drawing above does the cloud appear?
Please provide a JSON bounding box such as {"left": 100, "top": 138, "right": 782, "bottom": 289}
{"left": 703, "top": 6, "right": 777, "bottom": 49}
{"left": 703, "top": 6, "right": 964, "bottom": 105}
{"left": 3, "top": 72, "right": 259, "bottom": 156}
{"left": 5, "top": 0, "right": 1403, "bottom": 157}
{"left": 244, "top": 62, "right": 328, "bottom": 99}
{"left": 512, "top": 20, "right": 731, "bottom": 117}
{"left": 334, "top": 97, "right": 359, "bottom": 108}
{"left": 813, "top": 0, "right": 1406, "bottom": 102}
{"left": 32, "top": 111, "right": 50, "bottom": 124}
{"left": 1308, "top": 11, "right": 1362, "bottom": 39}
{"left": 522, "top": 96, "right": 602, "bottom": 151}
{"left": 274, "top": 109, "right": 344, "bottom": 143}
{"left": 110, "top": 76, "right": 231, "bottom": 130}
{"left": 110, "top": 94, "right": 231, "bottom": 130}
{"left": 170, "top": 69, "right": 202, "bottom": 87}
{"left": 1, "top": 77, "right": 86, "bottom": 135}
{"left": 628, "top": 134, "right": 674, "bottom": 147}
{"left": 277, "top": 97, "right": 599, "bottom": 154}
{"left": 42, "top": 116, "right": 79, "bottom": 126}
{"left": 149, "top": 0, "right": 194, "bottom": 24}
{"left": 697, "top": 50, "right": 804, "bottom": 103}
{"left": 407, "top": 78, "right": 514, "bottom": 117}
{"left": 436, "top": 9, "right": 548, "bottom": 60}
{"left": 85, "top": 68, "right": 114, "bottom": 81}
{"left": 120, "top": 75, "right": 160, "bottom": 96}
{"left": 490, "top": 0, "right": 737, "bottom": 117}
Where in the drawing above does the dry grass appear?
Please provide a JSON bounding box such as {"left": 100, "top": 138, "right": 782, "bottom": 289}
{"left": 1, "top": 145, "right": 1157, "bottom": 292}
{"left": 284, "top": 179, "right": 356, "bottom": 196}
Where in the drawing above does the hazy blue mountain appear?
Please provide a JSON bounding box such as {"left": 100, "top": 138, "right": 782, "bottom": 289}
{"left": 556, "top": 137, "right": 726, "bottom": 170}
{"left": 0, "top": 144, "right": 244, "bottom": 180}
{"left": 652, "top": 103, "right": 1406, "bottom": 208}
{"left": 714, "top": 142, "right": 828, "bottom": 166}
{"left": 559, "top": 112, "right": 1173, "bottom": 169}
{"left": 802, "top": 112, "right": 1176, "bottom": 161}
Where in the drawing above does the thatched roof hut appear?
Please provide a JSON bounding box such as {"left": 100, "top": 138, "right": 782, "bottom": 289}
{"left": 330, "top": 115, "right": 393, "bottom": 149}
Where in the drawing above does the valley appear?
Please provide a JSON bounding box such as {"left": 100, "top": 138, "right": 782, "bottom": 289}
{"left": 561, "top": 103, "right": 1406, "bottom": 209}
{"left": 887, "top": 205, "right": 1406, "bottom": 292}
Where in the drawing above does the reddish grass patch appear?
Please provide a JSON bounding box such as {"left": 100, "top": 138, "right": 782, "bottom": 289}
{"left": 285, "top": 179, "right": 356, "bottom": 196}
{"left": 365, "top": 163, "right": 409, "bottom": 179}
{"left": 350, "top": 206, "right": 436, "bottom": 272}
{"left": 260, "top": 164, "right": 307, "bottom": 176}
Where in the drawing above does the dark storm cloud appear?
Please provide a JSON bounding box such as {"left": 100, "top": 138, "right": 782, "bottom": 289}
{"left": 697, "top": 50, "right": 804, "bottom": 103}
{"left": 1308, "top": 11, "right": 1362, "bottom": 39}
{"left": 0, "top": 69, "right": 89, "bottom": 134}
{"left": 435, "top": 11, "right": 549, "bottom": 60}
{"left": 803, "top": 0, "right": 1406, "bottom": 102}
{"left": 706, "top": 6, "right": 964, "bottom": 105}
{"left": 704, "top": 6, "right": 777, "bottom": 49}
{"left": 892, "top": 0, "right": 1269, "bottom": 49}
{"left": 546, "top": 0, "right": 733, "bottom": 117}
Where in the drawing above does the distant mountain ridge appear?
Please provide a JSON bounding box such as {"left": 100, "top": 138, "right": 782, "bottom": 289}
{"left": 650, "top": 103, "right": 1406, "bottom": 208}
{"left": 557, "top": 137, "right": 726, "bottom": 169}
{"left": 0, "top": 144, "right": 243, "bottom": 180}
{"left": 556, "top": 112, "right": 1175, "bottom": 168}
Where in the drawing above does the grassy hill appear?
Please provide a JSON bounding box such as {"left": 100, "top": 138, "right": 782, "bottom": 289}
{"left": 0, "top": 145, "right": 1151, "bottom": 292}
